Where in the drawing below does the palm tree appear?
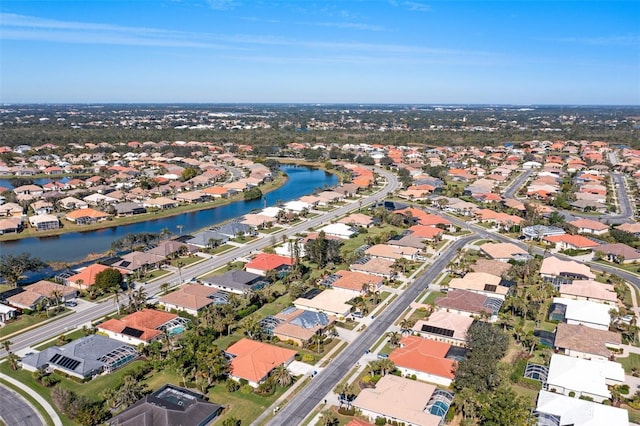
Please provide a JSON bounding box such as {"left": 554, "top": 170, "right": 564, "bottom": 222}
{"left": 116, "top": 375, "right": 146, "bottom": 408}
{"left": 399, "top": 318, "right": 415, "bottom": 334}
{"left": 271, "top": 364, "right": 294, "bottom": 387}
{"left": 387, "top": 331, "right": 401, "bottom": 347}
{"left": 2, "top": 339, "right": 12, "bottom": 353}
{"left": 176, "top": 224, "right": 184, "bottom": 235}
{"left": 378, "top": 358, "right": 395, "bottom": 375}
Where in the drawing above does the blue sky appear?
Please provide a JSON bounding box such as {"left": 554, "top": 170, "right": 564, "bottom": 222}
{"left": 1, "top": 1, "right": 638, "bottom": 104}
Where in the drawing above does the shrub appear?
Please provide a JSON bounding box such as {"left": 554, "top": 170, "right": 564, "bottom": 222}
{"left": 338, "top": 407, "right": 356, "bottom": 416}
{"left": 239, "top": 378, "right": 249, "bottom": 386}
{"left": 375, "top": 417, "right": 387, "bottom": 426}
{"left": 568, "top": 391, "right": 576, "bottom": 397}
{"left": 301, "top": 353, "right": 315, "bottom": 363}
{"left": 240, "top": 384, "right": 254, "bottom": 395}
{"left": 226, "top": 379, "right": 240, "bottom": 393}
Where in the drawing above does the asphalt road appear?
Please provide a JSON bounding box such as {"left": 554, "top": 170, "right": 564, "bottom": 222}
{"left": 264, "top": 234, "right": 478, "bottom": 426}
{"left": 503, "top": 169, "right": 533, "bottom": 199}
{"left": 0, "top": 384, "right": 44, "bottom": 426}
{"left": 0, "top": 167, "right": 400, "bottom": 357}
{"left": 431, "top": 208, "right": 640, "bottom": 289}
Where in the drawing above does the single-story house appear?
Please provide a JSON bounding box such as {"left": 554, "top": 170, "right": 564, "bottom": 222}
{"left": 107, "top": 384, "right": 223, "bottom": 426}
{"left": 97, "top": 309, "right": 187, "bottom": 346}
{"left": 20, "top": 335, "right": 137, "bottom": 380}
{"left": 389, "top": 335, "right": 456, "bottom": 387}
{"left": 534, "top": 390, "right": 628, "bottom": 426}
{"left": 545, "top": 354, "right": 624, "bottom": 403}
{"left": 413, "top": 311, "right": 474, "bottom": 347}
{"left": 554, "top": 323, "right": 621, "bottom": 362}
{"left": 353, "top": 374, "right": 442, "bottom": 426}
{"left": 201, "top": 270, "right": 269, "bottom": 294}
{"left": 225, "top": 338, "right": 297, "bottom": 388}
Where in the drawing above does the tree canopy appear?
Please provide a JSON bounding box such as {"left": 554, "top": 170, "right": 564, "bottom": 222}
{"left": 94, "top": 268, "right": 124, "bottom": 292}
{"left": 0, "top": 253, "right": 47, "bottom": 288}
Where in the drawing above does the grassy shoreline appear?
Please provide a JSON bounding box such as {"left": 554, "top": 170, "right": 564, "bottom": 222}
{"left": 0, "top": 172, "right": 288, "bottom": 243}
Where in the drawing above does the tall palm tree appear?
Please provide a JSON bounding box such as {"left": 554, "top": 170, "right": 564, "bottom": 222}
{"left": 2, "top": 339, "right": 12, "bottom": 353}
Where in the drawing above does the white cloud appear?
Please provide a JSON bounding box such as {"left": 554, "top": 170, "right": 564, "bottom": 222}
{"left": 403, "top": 2, "right": 431, "bottom": 12}
{"left": 206, "top": 0, "right": 239, "bottom": 10}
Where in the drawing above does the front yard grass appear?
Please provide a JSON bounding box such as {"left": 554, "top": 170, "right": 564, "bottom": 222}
{"left": 259, "top": 226, "right": 283, "bottom": 234}
{"left": 0, "top": 309, "right": 72, "bottom": 339}
{"left": 170, "top": 256, "right": 203, "bottom": 268}
{"left": 618, "top": 353, "right": 640, "bottom": 374}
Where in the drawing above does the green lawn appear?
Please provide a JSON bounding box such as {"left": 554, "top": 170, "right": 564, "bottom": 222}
{"left": 259, "top": 226, "right": 283, "bottom": 234}
{"left": 170, "top": 256, "right": 203, "bottom": 268}
{"left": 209, "top": 244, "right": 235, "bottom": 254}
{"left": 55, "top": 360, "right": 146, "bottom": 398}
{"left": 144, "top": 269, "right": 171, "bottom": 281}
{"left": 0, "top": 363, "right": 76, "bottom": 426}
{"left": 0, "top": 309, "right": 72, "bottom": 339}
{"left": 423, "top": 291, "right": 446, "bottom": 305}
{"left": 231, "top": 236, "right": 260, "bottom": 244}
{"left": 33, "top": 329, "right": 86, "bottom": 351}
{"left": 618, "top": 353, "right": 640, "bottom": 374}
{"left": 199, "top": 262, "right": 245, "bottom": 279}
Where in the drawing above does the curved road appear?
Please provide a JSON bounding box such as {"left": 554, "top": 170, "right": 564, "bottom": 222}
{"left": 0, "top": 167, "right": 400, "bottom": 357}
{"left": 0, "top": 384, "right": 44, "bottom": 426}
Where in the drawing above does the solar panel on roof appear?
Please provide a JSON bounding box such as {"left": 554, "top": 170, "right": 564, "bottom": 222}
{"left": 51, "top": 354, "right": 81, "bottom": 371}
{"left": 484, "top": 284, "right": 497, "bottom": 292}
{"left": 122, "top": 326, "right": 144, "bottom": 338}
{"left": 421, "top": 324, "right": 455, "bottom": 337}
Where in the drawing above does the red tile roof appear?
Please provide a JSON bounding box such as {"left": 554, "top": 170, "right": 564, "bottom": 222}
{"left": 389, "top": 336, "right": 456, "bottom": 379}
{"left": 226, "top": 338, "right": 297, "bottom": 384}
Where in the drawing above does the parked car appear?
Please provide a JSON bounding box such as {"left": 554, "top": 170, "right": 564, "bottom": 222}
{"left": 65, "top": 301, "right": 78, "bottom": 307}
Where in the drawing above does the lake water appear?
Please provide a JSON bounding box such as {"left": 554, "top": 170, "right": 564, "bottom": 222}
{"left": 0, "top": 165, "right": 337, "bottom": 262}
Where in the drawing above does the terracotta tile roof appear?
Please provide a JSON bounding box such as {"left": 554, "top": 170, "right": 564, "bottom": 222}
{"left": 68, "top": 264, "right": 115, "bottom": 286}
{"left": 568, "top": 218, "right": 608, "bottom": 231}
{"left": 66, "top": 208, "right": 110, "bottom": 220}
{"left": 480, "top": 242, "right": 528, "bottom": 259}
{"left": 225, "top": 338, "right": 297, "bottom": 384}
{"left": 408, "top": 225, "right": 444, "bottom": 239}
{"left": 97, "top": 309, "right": 177, "bottom": 342}
{"left": 245, "top": 253, "right": 293, "bottom": 272}
{"left": 389, "top": 336, "right": 455, "bottom": 379}
{"left": 332, "top": 270, "right": 383, "bottom": 292}
{"left": 545, "top": 234, "right": 600, "bottom": 249}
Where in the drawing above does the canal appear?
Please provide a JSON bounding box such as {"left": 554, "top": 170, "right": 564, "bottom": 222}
{"left": 0, "top": 165, "right": 337, "bottom": 262}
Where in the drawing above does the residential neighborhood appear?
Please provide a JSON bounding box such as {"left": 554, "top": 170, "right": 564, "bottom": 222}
{"left": 0, "top": 109, "right": 640, "bottom": 426}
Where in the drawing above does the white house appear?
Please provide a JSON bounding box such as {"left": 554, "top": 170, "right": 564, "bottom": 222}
{"left": 545, "top": 354, "right": 625, "bottom": 403}
{"left": 318, "top": 223, "right": 355, "bottom": 239}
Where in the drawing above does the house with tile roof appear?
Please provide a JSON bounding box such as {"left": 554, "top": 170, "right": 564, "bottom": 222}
{"left": 225, "top": 338, "right": 296, "bottom": 388}
{"left": 540, "top": 256, "right": 595, "bottom": 287}
{"left": 352, "top": 374, "right": 442, "bottom": 426}
{"left": 554, "top": 323, "right": 621, "bottom": 362}
{"left": 66, "top": 264, "right": 122, "bottom": 289}
{"left": 65, "top": 207, "right": 111, "bottom": 225}
{"left": 97, "top": 309, "right": 185, "bottom": 346}
{"left": 159, "top": 284, "right": 220, "bottom": 316}
{"left": 413, "top": 311, "right": 474, "bottom": 347}
{"left": 434, "top": 289, "right": 500, "bottom": 321}
{"left": 245, "top": 253, "right": 293, "bottom": 277}
{"left": 569, "top": 218, "right": 609, "bottom": 235}
{"left": 544, "top": 234, "right": 600, "bottom": 251}
{"left": 389, "top": 335, "right": 456, "bottom": 386}
{"left": 328, "top": 270, "right": 383, "bottom": 296}
{"left": 479, "top": 242, "right": 530, "bottom": 262}
{"left": 558, "top": 280, "right": 617, "bottom": 304}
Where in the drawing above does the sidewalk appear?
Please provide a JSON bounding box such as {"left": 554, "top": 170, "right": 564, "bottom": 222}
{"left": 251, "top": 339, "right": 347, "bottom": 426}
{"left": 0, "top": 370, "right": 62, "bottom": 426}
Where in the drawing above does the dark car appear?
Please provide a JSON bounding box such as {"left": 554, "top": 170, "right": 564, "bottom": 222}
{"left": 65, "top": 301, "right": 78, "bottom": 307}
